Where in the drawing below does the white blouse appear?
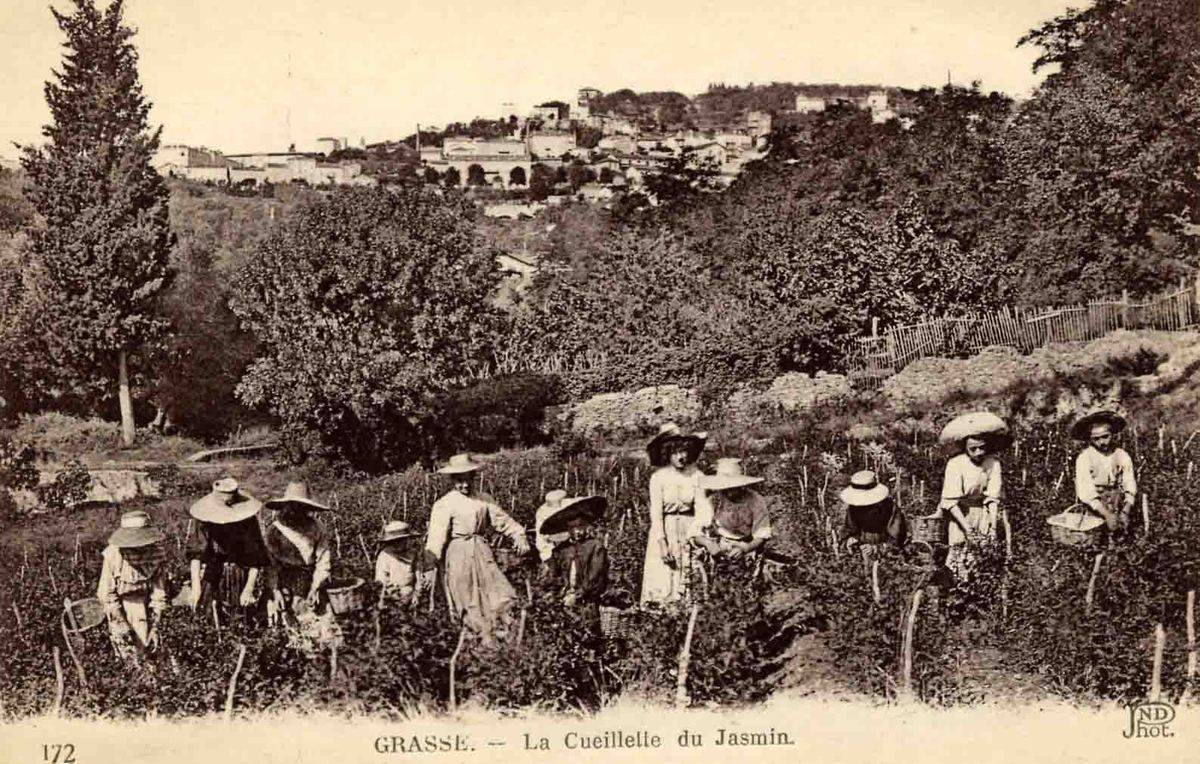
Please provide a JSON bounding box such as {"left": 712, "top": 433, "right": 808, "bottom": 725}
{"left": 649, "top": 466, "right": 712, "bottom": 537}
{"left": 1075, "top": 446, "right": 1136, "bottom": 506}
{"left": 938, "top": 453, "right": 1002, "bottom": 511}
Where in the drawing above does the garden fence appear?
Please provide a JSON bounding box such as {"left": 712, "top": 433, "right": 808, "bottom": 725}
{"left": 847, "top": 278, "right": 1199, "bottom": 388}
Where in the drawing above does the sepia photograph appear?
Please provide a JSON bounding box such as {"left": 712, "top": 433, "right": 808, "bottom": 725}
{"left": 0, "top": 1, "right": 1197, "bottom": 762}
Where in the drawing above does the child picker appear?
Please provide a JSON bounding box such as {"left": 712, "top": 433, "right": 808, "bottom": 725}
{"left": 541, "top": 495, "right": 609, "bottom": 631}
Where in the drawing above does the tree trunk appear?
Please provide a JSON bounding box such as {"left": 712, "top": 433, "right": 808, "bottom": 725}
{"left": 118, "top": 349, "right": 135, "bottom": 447}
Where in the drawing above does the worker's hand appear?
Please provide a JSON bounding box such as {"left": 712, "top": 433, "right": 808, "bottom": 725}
{"left": 239, "top": 588, "right": 257, "bottom": 608}
{"left": 727, "top": 545, "right": 745, "bottom": 560}
{"left": 515, "top": 536, "right": 531, "bottom": 556}
{"left": 563, "top": 592, "right": 578, "bottom": 607}
{"left": 306, "top": 589, "right": 321, "bottom": 608}
{"left": 658, "top": 537, "right": 675, "bottom": 568}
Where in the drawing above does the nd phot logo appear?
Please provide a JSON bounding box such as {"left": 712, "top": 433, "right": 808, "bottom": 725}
{"left": 1122, "top": 700, "right": 1175, "bottom": 739}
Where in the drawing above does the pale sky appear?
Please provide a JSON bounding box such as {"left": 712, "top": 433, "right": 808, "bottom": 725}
{"left": 0, "top": 0, "right": 1074, "bottom": 156}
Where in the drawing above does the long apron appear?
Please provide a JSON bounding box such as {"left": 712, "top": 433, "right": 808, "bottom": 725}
{"left": 946, "top": 495, "right": 996, "bottom": 580}
{"left": 443, "top": 533, "right": 519, "bottom": 644}
{"left": 639, "top": 513, "right": 695, "bottom": 606}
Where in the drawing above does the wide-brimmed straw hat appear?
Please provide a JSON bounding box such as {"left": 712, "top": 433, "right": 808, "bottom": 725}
{"left": 108, "top": 510, "right": 167, "bottom": 548}
{"left": 702, "top": 458, "right": 764, "bottom": 492}
{"left": 646, "top": 422, "right": 708, "bottom": 467}
{"left": 839, "top": 470, "right": 890, "bottom": 507}
{"left": 379, "top": 520, "right": 417, "bottom": 542}
{"left": 437, "top": 453, "right": 483, "bottom": 475}
{"left": 189, "top": 478, "right": 263, "bottom": 524}
{"left": 542, "top": 489, "right": 567, "bottom": 509}
{"left": 938, "top": 411, "right": 1011, "bottom": 449}
{"left": 265, "top": 481, "right": 331, "bottom": 513}
{"left": 539, "top": 495, "right": 607, "bottom": 536}
{"left": 1070, "top": 410, "right": 1127, "bottom": 441}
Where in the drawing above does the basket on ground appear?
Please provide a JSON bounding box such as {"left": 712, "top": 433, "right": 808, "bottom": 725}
{"left": 600, "top": 606, "right": 635, "bottom": 638}
{"left": 910, "top": 511, "right": 946, "bottom": 545}
{"left": 326, "top": 577, "right": 367, "bottom": 614}
{"left": 1047, "top": 506, "right": 1105, "bottom": 549}
{"left": 61, "top": 597, "right": 105, "bottom": 633}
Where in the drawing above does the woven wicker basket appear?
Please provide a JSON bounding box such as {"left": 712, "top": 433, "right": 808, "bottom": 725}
{"left": 1047, "top": 506, "right": 1105, "bottom": 549}
{"left": 326, "top": 577, "right": 367, "bottom": 615}
{"left": 600, "top": 606, "right": 634, "bottom": 638}
{"left": 61, "top": 597, "right": 105, "bottom": 633}
{"left": 910, "top": 511, "right": 946, "bottom": 545}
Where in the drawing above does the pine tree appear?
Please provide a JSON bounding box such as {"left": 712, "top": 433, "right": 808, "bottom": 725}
{"left": 20, "top": 0, "right": 174, "bottom": 446}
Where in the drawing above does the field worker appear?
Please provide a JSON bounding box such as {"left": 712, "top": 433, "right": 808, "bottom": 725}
{"left": 695, "top": 458, "right": 774, "bottom": 563}
{"left": 541, "top": 495, "right": 609, "bottom": 631}
{"left": 937, "top": 412, "right": 1009, "bottom": 581}
{"left": 640, "top": 422, "right": 711, "bottom": 607}
{"left": 534, "top": 490, "right": 568, "bottom": 576}
{"left": 97, "top": 509, "right": 169, "bottom": 661}
{"left": 187, "top": 478, "right": 272, "bottom": 618}
{"left": 263, "top": 482, "right": 334, "bottom": 625}
{"left": 422, "top": 453, "right": 531, "bottom": 646}
{"left": 1071, "top": 410, "right": 1137, "bottom": 540}
{"left": 839, "top": 469, "right": 907, "bottom": 566}
{"left": 375, "top": 520, "right": 421, "bottom": 608}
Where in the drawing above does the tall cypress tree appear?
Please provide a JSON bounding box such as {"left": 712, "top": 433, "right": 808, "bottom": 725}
{"left": 20, "top": 0, "right": 174, "bottom": 446}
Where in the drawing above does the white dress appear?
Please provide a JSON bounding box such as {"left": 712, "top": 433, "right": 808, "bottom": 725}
{"left": 639, "top": 466, "right": 711, "bottom": 606}
{"left": 938, "top": 453, "right": 1002, "bottom": 580}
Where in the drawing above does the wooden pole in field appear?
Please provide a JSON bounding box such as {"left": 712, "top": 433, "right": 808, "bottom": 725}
{"left": 871, "top": 560, "right": 882, "bottom": 604}
{"left": 1085, "top": 553, "right": 1104, "bottom": 611}
{"left": 675, "top": 603, "right": 700, "bottom": 708}
{"left": 1142, "top": 495, "right": 1150, "bottom": 537}
{"left": 61, "top": 599, "right": 88, "bottom": 690}
{"left": 449, "top": 622, "right": 468, "bottom": 711}
{"left": 51, "top": 647, "right": 65, "bottom": 717}
{"left": 357, "top": 533, "right": 371, "bottom": 565}
{"left": 1182, "top": 590, "right": 1197, "bottom": 705}
{"left": 900, "top": 589, "right": 924, "bottom": 700}
{"left": 212, "top": 600, "right": 222, "bottom": 641}
{"left": 1001, "top": 511, "right": 1013, "bottom": 561}
{"left": 224, "top": 644, "right": 247, "bottom": 722}
{"left": 329, "top": 642, "right": 338, "bottom": 684}
{"left": 11, "top": 603, "right": 22, "bottom": 630}
{"left": 1148, "top": 623, "right": 1165, "bottom": 702}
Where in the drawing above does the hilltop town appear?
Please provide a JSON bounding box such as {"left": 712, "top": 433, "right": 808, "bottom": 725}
{"left": 149, "top": 83, "right": 914, "bottom": 217}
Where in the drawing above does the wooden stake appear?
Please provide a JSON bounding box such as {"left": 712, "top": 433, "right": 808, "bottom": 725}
{"left": 1001, "top": 510, "right": 1013, "bottom": 561}
{"left": 51, "top": 647, "right": 65, "bottom": 717}
{"left": 358, "top": 533, "right": 371, "bottom": 565}
{"left": 61, "top": 599, "right": 88, "bottom": 690}
{"left": 1142, "top": 495, "right": 1150, "bottom": 536}
{"left": 1085, "top": 553, "right": 1104, "bottom": 611}
{"left": 329, "top": 642, "right": 338, "bottom": 684}
{"left": 224, "top": 644, "right": 247, "bottom": 722}
{"left": 1148, "top": 623, "right": 1165, "bottom": 702}
{"left": 212, "top": 600, "right": 222, "bottom": 640}
{"left": 900, "top": 589, "right": 924, "bottom": 700}
{"left": 871, "top": 560, "right": 882, "bottom": 604}
{"left": 675, "top": 603, "right": 700, "bottom": 708}
{"left": 11, "top": 603, "right": 22, "bottom": 630}
{"left": 1183, "top": 590, "right": 1196, "bottom": 705}
{"left": 449, "top": 623, "right": 468, "bottom": 711}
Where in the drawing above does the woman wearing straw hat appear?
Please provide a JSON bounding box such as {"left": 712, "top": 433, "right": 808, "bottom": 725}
{"left": 640, "top": 422, "right": 712, "bottom": 607}
{"left": 422, "top": 453, "right": 531, "bottom": 645}
{"left": 97, "top": 509, "right": 169, "bottom": 661}
{"left": 694, "top": 458, "right": 773, "bottom": 562}
{"left": 542, "top": 495, "right": 609, "bottom": 630}
{"left": 535, "top": 489, "right": 569, "bottom": 576}
{"left": 839, "top": 470, "right": 907, "bottom": 566}
{"left": 1071, "top": 410, "right": 1137, "bottom": 540}
{"left": 263, "top": 482, "right": 334, "bottom": 624}
{"left": 187, "top": 478, "right": 272, "bottom": 617}
{"left": 937, "top": 412, "right": 1008, "bottom": 581}
{"left": 376, "top": 520, "right": 421, "bottom": 607}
